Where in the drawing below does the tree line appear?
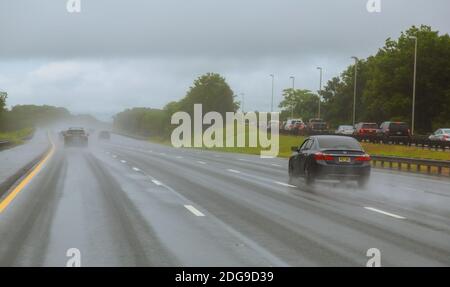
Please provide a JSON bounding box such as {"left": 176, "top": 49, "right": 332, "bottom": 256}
{"left": 280, "top": 25, "right": 450, "bottom": 133}
{"left": 113, "top": 73, "right": 239, "bottom": 138}
{"left": 0, "top": 92, "right": 77, "bottom": 132}
{"left": 114, "top": 25, "right": 449, "bottom": 137}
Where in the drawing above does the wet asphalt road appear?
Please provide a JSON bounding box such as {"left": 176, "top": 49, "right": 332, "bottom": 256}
{"left": 0, "top": 132, "right": 450, "bottom": 266}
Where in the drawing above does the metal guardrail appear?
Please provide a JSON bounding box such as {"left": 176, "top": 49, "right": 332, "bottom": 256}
{"left": 0, "top": 140, "right": 11, "bottom": 149}
{"left": 371, "top": 155, "right": 450, "bottom": 176}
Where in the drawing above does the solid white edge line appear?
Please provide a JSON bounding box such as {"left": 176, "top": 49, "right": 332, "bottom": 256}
{"left": 197, "top": 161, "right": 206, "bottom": 164}
{"left": 120, "top": 160, "right": 127, "bottom": 163}
{"left": 364, "top": 207, "right": 406, "bottom": 219}
{"left": 184, "top": 205, "right": 205, "bottom": 217}
{"left": 132, "top": 167, "right": 141, "bottom": 172}
{"left": 227, "top": 169, "right": 241, "bottom": 174}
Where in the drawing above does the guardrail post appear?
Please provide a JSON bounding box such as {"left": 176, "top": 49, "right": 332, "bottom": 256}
{"left": 417, "top": 164, "right": 421, "bottom": 172}
{"left": 438, "top": 166, "right": 442, "bottom": 175}
{"left": 398, "top": 162, "right": 402, "bottom": 171}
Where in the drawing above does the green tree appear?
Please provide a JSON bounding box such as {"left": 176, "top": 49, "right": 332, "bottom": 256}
{"left": 321, "top": 25, "right": 450, "bottom": 133}
{"left": 178, "top": 73, "right": 237, "bottom": 117}
{"left": 0, "top": 92, "right": 7, "bottom": 130}
{"left": 279, "top": 89, "right": 318, "bottom": 121}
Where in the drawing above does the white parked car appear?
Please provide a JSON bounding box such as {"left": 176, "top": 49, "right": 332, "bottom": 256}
{"left": 428, "top": 128, "right": 450, "bottom": 141}
{"left": 335, "top": 125, "right": 355, "bottom": 135}
{"left": 284, "top": 119, "right": 304, "bottom": 131}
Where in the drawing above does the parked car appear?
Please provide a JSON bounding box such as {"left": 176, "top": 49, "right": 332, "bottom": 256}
{"left": 284, "top": 119, "right": 304, "bottom": 131}
{"left": 306, "top": 118, "right": 328, "bottom": 133}
{"left": 428, "top": 128, "right": 450, "bottom": 142}
{"left": 354, "top": 122, "right": 378, "bottom": 138}
{"left": 377, "top": 122, "right": 411, "bottom": 144}
{"left": 289, "top": 135, "right": 371, "bottom": 187}
{"left": 335, "top": 125, "right": 355, "bottom": 135}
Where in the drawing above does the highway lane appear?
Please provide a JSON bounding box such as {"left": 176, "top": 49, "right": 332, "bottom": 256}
{"left": 0, "top": 132, "right": 449, "bottom": 266}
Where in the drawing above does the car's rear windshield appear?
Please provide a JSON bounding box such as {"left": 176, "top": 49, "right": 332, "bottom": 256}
{"left": 362, "top": 123, "right": 378, "bottom": 129}
{"left": 68, "top": 130, "right": 85, "bottom": 134}
{"left": 389, "top": 122, "right": 408, "bottom": 129}
{"left": 317, "top": 137, "right": 362, "bottom": 150}
{"left": 442, "top": 129, "right": 450, "bottom": 133}
{"left": 340, "top": 126, "right": 353, "bottom": 129}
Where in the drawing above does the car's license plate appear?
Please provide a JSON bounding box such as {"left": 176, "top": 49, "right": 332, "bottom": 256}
{"left": 397, "top": 132, "right": 402, "bottom": 135}
{"left": 339, "top": 157, "right": 351, "bottom": 163}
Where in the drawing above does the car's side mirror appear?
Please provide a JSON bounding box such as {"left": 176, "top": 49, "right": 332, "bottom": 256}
{"left": 291, "top": 146, "right": 298, "bottom": 152}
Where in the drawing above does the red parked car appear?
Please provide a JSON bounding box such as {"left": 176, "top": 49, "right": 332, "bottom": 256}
{"left": 354, "top": 122, "right": 378, "bottom": 139}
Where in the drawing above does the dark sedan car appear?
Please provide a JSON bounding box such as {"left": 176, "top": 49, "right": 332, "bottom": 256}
{"left": 289, "top": 135, "right": 371, "bottom": 187}
{"left": 64, "top": 127, "right": 89, "bottom": 147}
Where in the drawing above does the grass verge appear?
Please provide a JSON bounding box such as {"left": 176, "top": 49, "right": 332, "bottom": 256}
{"left": 0, "top": 128, "right": 34, "bottom": 145}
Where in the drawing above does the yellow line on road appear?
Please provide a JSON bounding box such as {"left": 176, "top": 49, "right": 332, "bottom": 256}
{"left": 0, "top": 136, "right": 55, "bottom": 213}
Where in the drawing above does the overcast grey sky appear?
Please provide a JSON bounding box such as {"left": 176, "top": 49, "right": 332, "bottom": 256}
{"left": 0, "top": 0, "right": 449, "bottom": 120}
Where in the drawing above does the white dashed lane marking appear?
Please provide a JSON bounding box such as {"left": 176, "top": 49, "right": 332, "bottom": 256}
{"left": 364, "top": 207, "right": 406, "bottom": 219}
{"left": 152, "top": 179, "right": 163, "bottom": 186}
{"left": 184, "top": 205, "right": 205, "bottom": 217}
{"left": 274, "top": 181, "right": 297, "bottom": 188}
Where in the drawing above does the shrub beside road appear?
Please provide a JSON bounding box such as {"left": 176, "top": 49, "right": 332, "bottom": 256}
{"left": 0, "top": 128, "right": 34, "bottom": 146}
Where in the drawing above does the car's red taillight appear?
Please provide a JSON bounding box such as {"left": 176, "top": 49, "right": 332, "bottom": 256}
{"left": 314, "top": 152, "right": 334, "bottom": 161}
{"left": 355, "top": 154, "right": 371, "bottom": 162}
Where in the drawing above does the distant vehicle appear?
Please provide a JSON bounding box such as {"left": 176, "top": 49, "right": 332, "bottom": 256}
{"left": 98, "top": 130, "right": 111, "bottom": 140}
{"left": 58, "top": 130, "right": 66, "bottom": 141}
{"left": 335, "top": 125, "right": 355, "bottom": 135}
{"left": 428, "top": 128, "right": 450, "bottom": 142}
{"left": 377, "top": 122, "right": 411, "bottom": 144}
{"left": 284, "top": 119, "right": 304, "bottom": 131}
{"left": 306, "top": 118, "right": 327, "bottom": 133}
{"left": 354, "top": 122, "right": 378, "bottom": 137}
{"left": 289, "top": 135, "right": 371, "bottom": 187}
{"left": 64, "top": 127, "right": 88, "bottom": 147}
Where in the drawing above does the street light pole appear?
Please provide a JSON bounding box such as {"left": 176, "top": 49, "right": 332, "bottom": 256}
{"left": 290, "top": 76, "right": 295, "bottom": 118}
{"left": 240, "top": 93, "right": 245, "bottom": 113}
{"left": 351, "top": 56, "right": 359, "bottom": 127}
{"left": 270, "top": 74, "right": 274, "bottom": 112}
{"left": 411, "top": 36, "right": 418, "bottom": 136}
{"left": 316, "top": 67, "right": 323, "bottom": 118}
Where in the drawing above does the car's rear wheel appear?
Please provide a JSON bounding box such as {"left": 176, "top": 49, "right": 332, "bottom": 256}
{"left": 288, "top": 161, "right": 295, "bottom": 184}
{"left": 304, "top": 164, "right": 315, "bottom": 185}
